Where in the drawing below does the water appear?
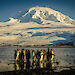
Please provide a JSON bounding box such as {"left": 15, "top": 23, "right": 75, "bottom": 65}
{"left": 0, "top": 47, "right": 75, "bottom": 72}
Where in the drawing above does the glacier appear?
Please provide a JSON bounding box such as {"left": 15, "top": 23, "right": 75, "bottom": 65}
{"left": 0, "top": 6, "right": 75, "bottom": 46}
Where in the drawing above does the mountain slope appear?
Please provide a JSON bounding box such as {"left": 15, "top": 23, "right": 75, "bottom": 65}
{"left": 0, "top": 6, "right": 75, "bottom": 46}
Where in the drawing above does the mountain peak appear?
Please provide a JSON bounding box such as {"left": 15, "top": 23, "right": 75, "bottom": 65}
{"left": 14, "top": 6, "right": 75, "bottom": 25}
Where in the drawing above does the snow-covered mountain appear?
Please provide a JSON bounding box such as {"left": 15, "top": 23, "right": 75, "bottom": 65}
{"left": 0, "top": 6, "right": 75, "bottom": 46}
{"left": 13, "top": 6, "right": 75, "bottom": 25}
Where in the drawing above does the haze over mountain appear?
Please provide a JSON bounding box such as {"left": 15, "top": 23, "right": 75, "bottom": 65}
{"left": 0, "top": 6, "right": 75, "bottom": 46}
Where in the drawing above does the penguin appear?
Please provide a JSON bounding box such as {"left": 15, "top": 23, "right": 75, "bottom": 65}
{"left": 32, "top": 50, "right": 37, "bottom": 69}
{"left": 16, "top": 49, "right": 21, "bottom": 62}
{"left": 36, "top": 50, "right": 40, "bottom": 68}
{"left": 40, "top": 50, "right": 44, "bottom": 62}
{"left": 26, "top": 50, "right": 30, "bottom": 60}
{"left": 36, "top": 50, "right": 40, "bottom": 60}
{"left": 21, "top": 49, "right": 26, "bottom": 63}
{"left": 26, "top": 50, "right": 30, "bottom": 69}
{"left": 43, "top": 50, "right": 47, "bottom": 62}
{"left": 50, "top": 49, "right": 54, "bottom": 69}
{"left": 39, "top": 50, "right": 44, "bottom": 68}
{"left": 32, "top": 50, "right": 36, "bottom": 62}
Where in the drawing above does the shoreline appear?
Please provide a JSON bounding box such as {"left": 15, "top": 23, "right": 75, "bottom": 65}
{"left": 0, "top": 44, "right": 75, "bottom": 48}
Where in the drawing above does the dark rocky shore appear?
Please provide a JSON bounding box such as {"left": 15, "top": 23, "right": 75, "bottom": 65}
{"left": 0, "top": 69, "right": 75, "bottom": 75}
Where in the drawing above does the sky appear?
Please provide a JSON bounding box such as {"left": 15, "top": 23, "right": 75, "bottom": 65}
{"left": 0, "top": 0, "right": 75, "bottom": 22}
